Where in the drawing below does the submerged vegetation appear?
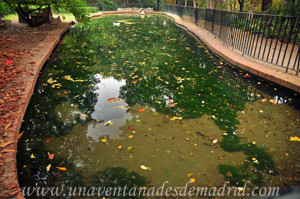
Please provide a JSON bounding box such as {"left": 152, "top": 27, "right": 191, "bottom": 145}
{"left": 17, "top": 15, "right": 299, "bottom": 194}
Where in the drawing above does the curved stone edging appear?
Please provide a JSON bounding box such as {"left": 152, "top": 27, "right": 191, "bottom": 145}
{"left": 162, "top": 13, "right": 300, "bottom": 93}
{"left": 0, "top": 22, "right": 72, "bottom": 199}
{"left": 1, "top": 10, "right": 300, "bottom": 199}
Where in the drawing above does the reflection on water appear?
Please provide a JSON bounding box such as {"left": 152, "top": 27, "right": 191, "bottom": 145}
{"left": 17, "top": 15, "right": 300, "bottom": 197}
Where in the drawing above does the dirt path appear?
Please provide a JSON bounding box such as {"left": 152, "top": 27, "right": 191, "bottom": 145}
{"left": 0, "top": 21, "right": 71, "bottom": 199}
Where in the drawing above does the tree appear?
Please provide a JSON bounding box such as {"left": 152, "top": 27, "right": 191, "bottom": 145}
{"left": 2, "top": 0, "right": 89, "bottom": 27}
{"left": 238, "top": 0, "right": 244, "bottom": 11}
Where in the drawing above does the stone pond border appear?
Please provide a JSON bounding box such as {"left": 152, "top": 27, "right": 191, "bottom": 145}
{"left": 0, "top": 10, "right": 299, "bottom": 199}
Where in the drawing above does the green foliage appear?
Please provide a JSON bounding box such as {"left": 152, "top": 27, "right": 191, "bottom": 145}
{"left": 0, "top": 0, "right": 14, "bottom": 15}
{"left": 268, "top": 0, "right": 300, "bottom": 16}
{"left": 85, "top": 6, "right": 98, "bottom": 13}
{"left": 2, "top": 0, "right": 90, "bottom": 26}
{"left": 98, "top": 0, "right": 118, "bottom": 11}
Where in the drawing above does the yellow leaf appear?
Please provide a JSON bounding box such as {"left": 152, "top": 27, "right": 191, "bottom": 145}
{"left": 104, "top": 120, "right": 113, "bottom": 126}
{"left": 101, "top": 139, "right": 107, "bottom": 143}
{"left": 187, "top": 173, "right": 193, "bottom": 177}
{"left": 30, "top": 154, "right": 36, "bottom": 159}
{"left": 290, "top": 136, "right": 300, "bottom": 142}
{"left": 140, "top": 165, "right": 148, "bottom": 170}
{"left": 46, "top": 164, "right": 51, "bottom": 172}
{"left": 81, "top": 114, "right": 87, "bottom": 117}
{"left": 56, "top": 167, "right": 67, "bottom": 171}
{"left": 128, "top": 135, "right": 134, "bottom": 139}
{"left": 189, "top": 178, "right": 196, "bottom": 183}
{"left": 118, "top": 145, "right": 123, "bottom": 150}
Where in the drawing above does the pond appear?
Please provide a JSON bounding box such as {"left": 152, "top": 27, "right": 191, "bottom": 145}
{"left": 17, "top": 15, "right": 300, "bottom": 198}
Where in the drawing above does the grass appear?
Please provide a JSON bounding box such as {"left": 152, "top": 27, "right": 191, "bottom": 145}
{"left": 2, "top": 12, "right": 99, "bottom": 23}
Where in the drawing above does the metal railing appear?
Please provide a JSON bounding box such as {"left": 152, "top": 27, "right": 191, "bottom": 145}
{"left": 166, "top": 5, "right": 300, "bottom": 75}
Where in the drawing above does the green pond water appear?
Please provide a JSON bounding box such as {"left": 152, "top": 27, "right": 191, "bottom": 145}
{"left": 17, "top": 15, "right": 300, "bottom": 198}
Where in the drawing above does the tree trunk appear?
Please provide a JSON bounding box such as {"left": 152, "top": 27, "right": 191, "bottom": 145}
{"left": 157, "top": 0, "right": 160, "bottom": 10}
{"left": 207, "top": 0, "right": 212, "bottom": 9}
{"left": 193, "top": 0, "right": 196, "bottom": 7}
{"left": 238, "top": 0, "right": 244, "bottom": 12}
{"left": 185, "top": 0, "right": 187, "bottom": 7}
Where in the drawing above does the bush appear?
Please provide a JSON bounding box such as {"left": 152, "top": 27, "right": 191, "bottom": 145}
{"left": 85, "top": 6, "right": 98, "bottom": 13}
{"left": 98, "top": 0, "right": 118, "bottom": 11}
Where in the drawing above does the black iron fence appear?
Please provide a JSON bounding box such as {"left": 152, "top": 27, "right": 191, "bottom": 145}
{"left": 166, "top": 5, "right": 300, "bottom": 75}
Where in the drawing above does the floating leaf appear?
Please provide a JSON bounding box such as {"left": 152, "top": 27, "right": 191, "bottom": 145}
{"left": 81, "top": 114, "right": 88, "bottom": 118}
{"left": 128, "top": 126, "right": 134, "bottom": 130}
{"left": 30, "top": 154, "right": 36, "bottom": 159}
{"left": 290, "top": 136, "right": 300, "bottom": 142}
{"left": 189, "top": 178, "right": 196, "bottom": 183}
{"left": 47, "top": 77, "right": 57, "bottom": 84}
{"left": 56, "top": 167, "right": 67, "bottom": 171}
{"left": 101, "top": 139, "right": 107, "bottom": 143}
{"left": 48, "top": 154, "right": 54, "bottom": 160}
{"left": 171, "top": 116, "right": 182, "bottom": 120}
{"left": 104, "top": 120, "right": 113, "bottom": 126}
{"left": 137, "top": 108, "right": 145, "bottom": 112}
{"left": 46, "top": 164, "right": 51, "bottom": 172}
{"left": 107, "top": 98, "right": 120, "bottom": 103}
{"left": 140, "top": 165, "right": 148, "bottom": 170}
{"left": 18, "top": 132, "right": 24, "bottom": 139}
{"left": 127, "top": 146, "right": 134, "bottom": 150}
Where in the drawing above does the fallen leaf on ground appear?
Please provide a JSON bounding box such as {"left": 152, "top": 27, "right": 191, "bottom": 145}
{"left": 0, "top": 141, "right": 16, "bottom": 148}
{"left": 4, "top": 123, "right": 12, "bottom": 130}
{"left": 5, "top": 61, "right": 14, "bottom": 64}
{"left": 137, "top": 108, "right": 145, "bottom": 112}
{"left": 0, "top": 149, "right": 16, "bottom": 153}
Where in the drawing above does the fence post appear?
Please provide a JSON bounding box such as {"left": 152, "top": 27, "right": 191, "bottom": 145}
{"left": 195, "top": 7, "right": 199, "bottom": 26}
{"left": 212, "top": 9, "right": 216, "bottom": 35}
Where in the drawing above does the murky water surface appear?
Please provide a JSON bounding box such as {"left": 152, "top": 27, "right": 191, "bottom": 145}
{"left": 17, "top": 15, "right": 300, "bottom": 198}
